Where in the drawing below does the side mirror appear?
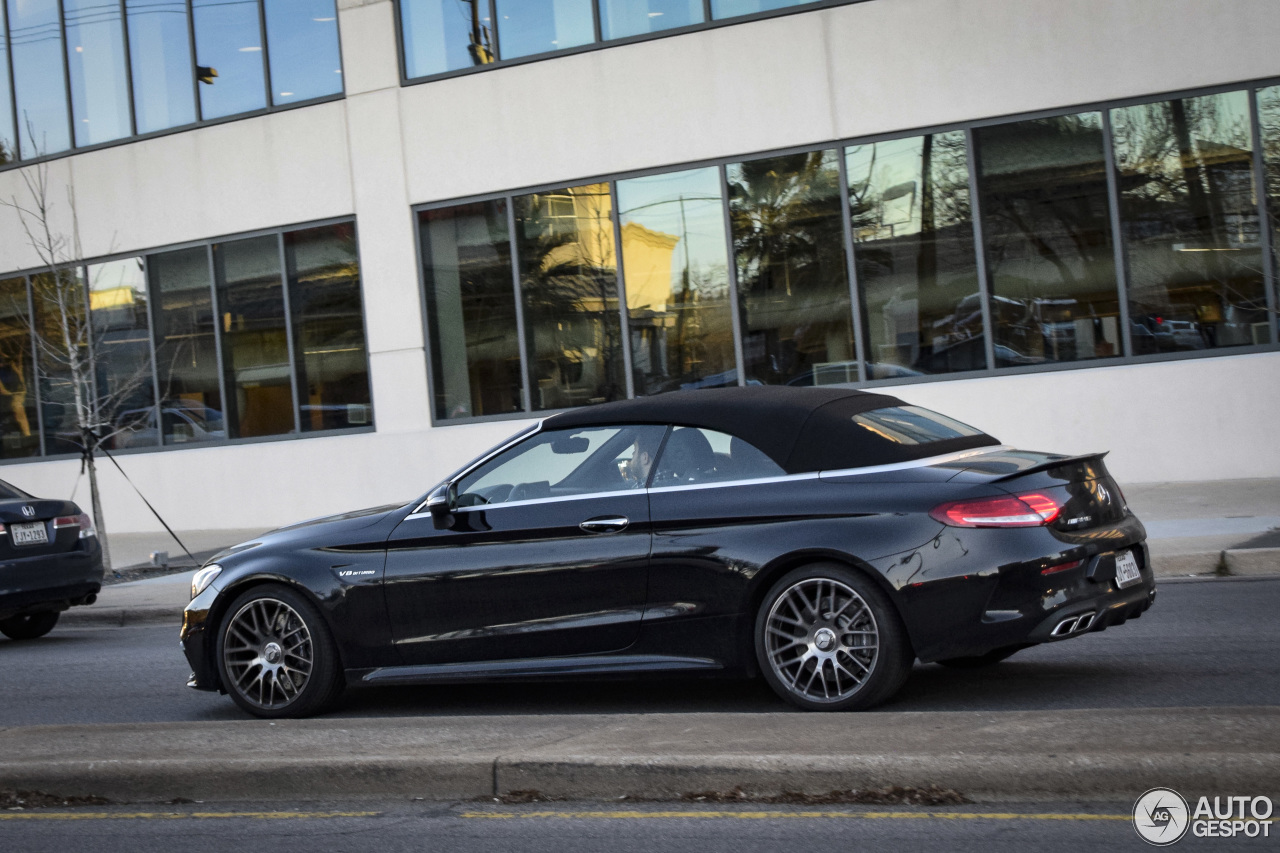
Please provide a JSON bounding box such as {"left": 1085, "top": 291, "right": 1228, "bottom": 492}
{"left": 426, "top": 482, "right": 457, "bottom": 530}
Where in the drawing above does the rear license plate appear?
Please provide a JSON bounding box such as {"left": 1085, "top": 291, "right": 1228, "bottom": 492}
{"left": 1114, "top": 549, "right": 1141, "bottom": 588}
{"left": 10, "top": 521, "right": 48, "bottom": 546}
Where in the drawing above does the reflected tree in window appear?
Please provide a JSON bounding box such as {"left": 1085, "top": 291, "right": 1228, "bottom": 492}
{"left": 728, "top": 150, "right": 855, "bottom": 385}
{"left": 0, "top": 277, "right": 38, "bottom": 459}
{"left": 975, "top": 113, "right": 1121, "bottom": 364}
{"left": 401, "top": 0, "right": 495, "bottom": 78}
{"left": 1114, "top": 91, "right": 1267, "bottom": 351}
{"left": 515, "top": 183, "right": 624, "bottom": 411}
{"left": 847, "top": 131, "right": 984, "bottom": 376}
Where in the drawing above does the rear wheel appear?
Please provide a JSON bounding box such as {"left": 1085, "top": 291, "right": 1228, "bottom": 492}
{"left": 0, "top": 611, "right": 59, "bottom": 640}
{"left": 216, "top": 584, "right": 344, "bottom": 718}
{"left": 755, "top": 563, "right": 913, "bottom": 711}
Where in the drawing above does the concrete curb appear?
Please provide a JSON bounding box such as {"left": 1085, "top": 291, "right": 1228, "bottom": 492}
{"left": 1, "top": 708, "right": 1276, "bottom": 803}
{"left": 60, "top": 607, "right": 181, "bottom": 627}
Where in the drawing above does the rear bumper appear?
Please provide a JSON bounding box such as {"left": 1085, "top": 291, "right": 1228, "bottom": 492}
{"left": 0, "top": 541, "right": 104, "bottom": 620}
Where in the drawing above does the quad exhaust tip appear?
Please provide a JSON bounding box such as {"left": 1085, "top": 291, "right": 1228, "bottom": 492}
{"left": 1052, "top": 612, "right": 1097, "bottom": 636}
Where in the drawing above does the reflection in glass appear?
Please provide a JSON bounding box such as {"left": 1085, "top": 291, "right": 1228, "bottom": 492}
{"left": 7, "top": 0, "right": 71, "bottom": 157}
{"left": 151, "top": 246, "right": 224, "bottom": 445}
{"left": 1261, "top": 86, "right": 1280, "bottom": 325}
{"left": 192, "top": 0, "right": 266, "bottom": 120}
{"left": 214, "top": 235, "right": 294, "bottom": 438}
{"left": 401, "top": 0, "right": 495, "bottom": 78}
{"left": 0, "top": 277, "right": 38, "bottom": 458}
{"left": 711, "top": 0, "right": 805, "bottom": 19}
{"left": 600, "top": 0, "right": 702, "bottom": 40}
{"left": 127, "top": 0, "right": 196, "bottom": 133}
{"left": 847, "top": 132, "right": 984, "bottom": 375}
{"left": 264, "top": 0, "right": 342, "bottom": 104}
{"left": 617, "top": 168, "right": 735, "bottom": 394}
{"left": 0, "top": 3, "right": 17, "bottom": 163}
{"left": 1114, "top": 91, "right": 1268, "bottom": 351}
{"left": 284, "top": 223, "right": 372, "bottom": 432}
{"left": 728, "top": 150, "right": 855, "bottom": 386}
{"left": 88, "top": 258, "right": 157, "bottom": 449}
{"left": 515, "top": 183, "right": 624, "bottom": 411}
{"left": 975, "top": 113, "right": 1121, "bottom": 364}
{"left": 494, "top": 0, "right": 593, "bottom": 59}
{"left": 31, "top": 269, "right": 87, "bottom": 455}
{"left": 420, "top": 201, "right": 523, "bottom": 420}
{"left": 65, "top": 0, "right": 131, "bottom": 146}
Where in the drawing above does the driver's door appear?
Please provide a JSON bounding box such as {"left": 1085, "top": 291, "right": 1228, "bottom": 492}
{"left": 384, "top": 425, "right": 666, "bottom": 665}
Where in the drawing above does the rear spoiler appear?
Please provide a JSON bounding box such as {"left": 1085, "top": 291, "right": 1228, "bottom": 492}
{"left": 991, "top": 451, "right": 1109, "bottom": 483}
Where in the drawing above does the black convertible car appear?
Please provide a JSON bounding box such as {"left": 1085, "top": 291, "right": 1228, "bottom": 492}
{"left": 182, "top": 386, "right": 1155, "bottom": 717}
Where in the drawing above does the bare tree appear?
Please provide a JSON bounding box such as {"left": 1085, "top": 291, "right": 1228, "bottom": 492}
{"left": 1, "top": 156, "right": 152, "bottom": 571}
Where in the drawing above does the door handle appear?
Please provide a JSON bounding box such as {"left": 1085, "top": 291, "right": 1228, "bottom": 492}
{"left": 579, "top": 516, "right": 629, "bottom": 534}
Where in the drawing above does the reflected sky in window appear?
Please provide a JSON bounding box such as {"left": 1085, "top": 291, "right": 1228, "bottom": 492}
{"left": 7, "top": 0, "right": 71, "bottom": 157}
{"left": 192, "top": 0, "right": 266, "bottom": 119}
{"left": 127, "top": 0, "right": 197, "bottom": 134}
{"left": 495, "top": 0, "right": 594, "bottom": 60}
{"left": 0, "top": 2, "right": 15, "bottom": 163}
{"left": 600, "top": 0, "right": 702, "bottom": 40}
{"left": 265, "top": 0, "right": 342, "bottom": 104}
{"left": 65, "top": 0, "right": 132, "bottom": 146}
{"left": 401, "top": 0, "right": 495, "bottom": 78}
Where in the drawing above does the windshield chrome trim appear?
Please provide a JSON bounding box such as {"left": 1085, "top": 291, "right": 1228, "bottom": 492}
{"left": 411, "top": 421, "right": 545, "bottom": 514}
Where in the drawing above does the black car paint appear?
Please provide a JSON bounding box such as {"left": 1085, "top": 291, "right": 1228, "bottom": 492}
{"left": 182, "top": 445, "right": 1154, "bottom": 696}
{"left": 0, "top": 498, "right": 103, "bottom": 622}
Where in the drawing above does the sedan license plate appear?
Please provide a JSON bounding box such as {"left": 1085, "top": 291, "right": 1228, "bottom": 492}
{"left": 1114, "top": 549, "right": 1141, "bottom": 588}
{"left": 10, "top": 521, "right": 48, "bottom": 547}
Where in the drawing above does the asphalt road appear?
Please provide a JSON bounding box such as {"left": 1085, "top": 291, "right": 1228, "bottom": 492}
{"left": 0, "top": 800, "right": 1274, "bottom": 853}
{"left": 1, "top": 577, "right": 1278, "bottom": 726}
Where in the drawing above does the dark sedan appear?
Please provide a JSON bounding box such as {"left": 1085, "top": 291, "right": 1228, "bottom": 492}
{"left": 182, "top": 386, "right": 1156, "bottom": 717}
{"left": 0, "top": 480, "right": 103, "bottom": 640}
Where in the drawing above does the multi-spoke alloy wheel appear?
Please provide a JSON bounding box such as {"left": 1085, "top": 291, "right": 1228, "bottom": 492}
{"left": 216, "top": 585, "right": 343, "bottom": 718}
{"left": 755, "top": 564, "right": 913, "bottom": 711}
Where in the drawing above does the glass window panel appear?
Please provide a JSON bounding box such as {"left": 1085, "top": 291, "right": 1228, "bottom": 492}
{"left": 1261, "top": 86, "right": 1280, "bottom": 329}
{"left": 653, "top": 426, "right": 784, "bottom": 484}
{"left": 600, "top": 0, "right": 702, "bottom": 40}
{"left": 264, "top": 0, "right": 341, "bottom": 105}
{"left": 0, "top": 277, "right": 39, "bottom": 458}
{"left": 126, "top": 0, "right": 197, "bottom": 134}
{"left": 214, "top": 235, "right": 293, "bottom": 438}
{"left": 727, "top": 150, "right": 855, "bottom": 386}
{"left": 65, "top": 0, "right": 131, "bottom": 146}
{"left": 847, "top": 131, "right": 984, "bottom": 376}
{"left": 151, "top": 246, "right": 224, "bottom": 445}
{"left": 401, "top": 0, "right": 495, "bottom": 78}
{"left": 711, "top": 0, "right": 805, "bottom": 19}
{"left": 7, "top": 0, "right": 71, "bottom": 157}
{"left": 192, "top": 0, "right": 266, "bottom": 120}
{"left": 1114, "top": 91, "right": 1269, "bottom": 352}
{"left": 31, "top": 269, "right": 87, "bottom": 455}
{"left": 514, "top": 182, "right": 624, "bottom": 411}
{"left": 284, "top": 223, "right": 372, "bottom": 432}
{"left": 0, "top": 2, "right": 16, "bottom": 163}
{"left": 87, "top": 258, "right": 157, "bottom": 449}
{"left": 494, "top": 0, "right": 593, "bottom": 60}
{"left": 974, "top": 113, "right": 1121, "bottom": 364}
{"left": 617, "top": 167, "right": 735, "bottom": 395}
{"left": 420, "top": 200, "right": 523, "bottom": 420}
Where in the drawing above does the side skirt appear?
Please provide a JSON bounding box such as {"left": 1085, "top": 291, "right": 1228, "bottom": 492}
{"left": 350, "top": 654, "right": 723, "bottom": 686}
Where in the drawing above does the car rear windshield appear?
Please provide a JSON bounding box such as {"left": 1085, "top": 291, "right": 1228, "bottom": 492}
{"left": 850, "top": 406, "right": 984, "bottom": 445}
{"left": 787, "top": 403, "right": 999, "bottom": 472}
{"left": 0, "top": 480, "right": 32, "bottom": 500}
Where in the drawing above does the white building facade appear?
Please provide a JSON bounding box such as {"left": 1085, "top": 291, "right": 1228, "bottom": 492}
{"left": 0, "top": 0, "right": 1277, "bottom": 534}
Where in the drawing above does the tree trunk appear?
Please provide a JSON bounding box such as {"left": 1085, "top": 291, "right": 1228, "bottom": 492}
{"left": 86, "top": 451, "right": 112, "bottom": 572}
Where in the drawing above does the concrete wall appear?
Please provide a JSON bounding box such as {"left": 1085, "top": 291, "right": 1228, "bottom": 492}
{"left": 0, "top": 0, "right": 1277, "bottom": 532}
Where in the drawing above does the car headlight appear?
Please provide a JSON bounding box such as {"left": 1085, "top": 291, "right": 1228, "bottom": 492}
{"left": 191, "top": 564, "right": 222, "bottom": 599}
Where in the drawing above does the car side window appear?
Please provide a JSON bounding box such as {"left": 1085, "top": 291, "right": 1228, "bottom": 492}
{"left": 455, "top": 425, "right": 668, "bottom": 506}
{"left": 652, "top": 428, "right": 785, "bottom": 486}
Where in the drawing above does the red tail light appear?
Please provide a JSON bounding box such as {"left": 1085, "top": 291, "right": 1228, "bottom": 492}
{"left": 54, "top": 514, "right": 96, "bottom": 538}
{"left": 930, "top": 492, "right": 1065, "bottom": 528}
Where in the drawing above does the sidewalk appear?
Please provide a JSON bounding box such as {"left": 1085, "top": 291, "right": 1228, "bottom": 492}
{"left": 64, "top": 479, "right": 1280, "bottom": 629}
{"left": 2, "top": 707, "right": 1276, "bottom": 803}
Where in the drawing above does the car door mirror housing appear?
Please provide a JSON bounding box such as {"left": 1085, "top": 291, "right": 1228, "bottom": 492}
{"left": 426, "top": 482, "right": 457, "bottom": 529}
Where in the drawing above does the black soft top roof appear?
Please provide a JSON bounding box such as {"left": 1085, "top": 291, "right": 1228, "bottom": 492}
{"left": 542, "top": 386, "right": 998, "bottom": 474}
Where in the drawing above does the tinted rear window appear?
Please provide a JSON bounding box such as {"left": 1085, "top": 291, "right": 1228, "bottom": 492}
{"left": 851, "top": 406, "right": 984, "bottom": 445}
{"left": 0, "top": 480, "right": 32, "bottom": 500}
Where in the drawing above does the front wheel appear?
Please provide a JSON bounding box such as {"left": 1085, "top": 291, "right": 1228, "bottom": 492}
{"left": 216, "top": 584, "right": 344, "bottom": 718}
{"left": 755, "top": 563, "right": 913, "bottom": 711}
{"left": 0, "top": 610, "right": 59, "bottom": 640}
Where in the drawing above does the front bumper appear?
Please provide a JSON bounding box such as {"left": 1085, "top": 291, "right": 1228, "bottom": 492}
{"left": 181, "top": 585, "right": 221, "bottom": 692}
